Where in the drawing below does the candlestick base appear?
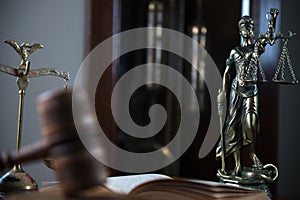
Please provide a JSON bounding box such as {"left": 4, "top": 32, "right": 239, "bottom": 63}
{"left": 0, "top": 164, "right": 37, "bottom": 194}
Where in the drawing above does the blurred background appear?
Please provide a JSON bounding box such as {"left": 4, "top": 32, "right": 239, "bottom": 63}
{"left": 0, "top": 0, "right": 299, "bottom": 197}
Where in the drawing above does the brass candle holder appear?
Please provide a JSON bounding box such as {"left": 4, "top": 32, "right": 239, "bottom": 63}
{"left": 0, "top": 40, "right": 69, "bottom": 193}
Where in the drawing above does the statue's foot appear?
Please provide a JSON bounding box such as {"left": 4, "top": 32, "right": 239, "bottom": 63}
{"left": 251, "top": 154, "right": 263, "bottom": 168}
{"left": 232, "top": 164, "right": 241, "bottom": 176}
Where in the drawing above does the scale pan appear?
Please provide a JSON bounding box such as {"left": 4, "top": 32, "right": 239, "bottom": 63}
{"left": 272, "top": 79, "right": 299, "bottom": 85}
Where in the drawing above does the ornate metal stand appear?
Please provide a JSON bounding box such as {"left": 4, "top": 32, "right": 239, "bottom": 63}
{"left": 0, "top": 40, "right": 69, "bottom": 193}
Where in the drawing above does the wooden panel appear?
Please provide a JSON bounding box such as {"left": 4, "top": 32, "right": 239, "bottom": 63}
{"left": 86, "top": 0, "right": 117, "bottom": 175}
{"left": 180, "top": 0, "right": 241, "bottom": 181}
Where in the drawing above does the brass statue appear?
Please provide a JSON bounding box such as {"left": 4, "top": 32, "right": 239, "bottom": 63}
{"left": 216, "top": 8, "right": 297, "bottom": 196}
{"left": 0, "top": 40, "right": 69, "bottom": 194}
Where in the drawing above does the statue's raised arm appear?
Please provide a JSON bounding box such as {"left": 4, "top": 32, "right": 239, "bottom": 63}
{"left": 256, "top": 8, "right": 296, "bottom": 47}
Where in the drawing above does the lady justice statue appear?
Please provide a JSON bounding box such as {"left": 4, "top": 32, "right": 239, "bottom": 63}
{"left": 216, "top": 8, "right": 297, "bottom": 195}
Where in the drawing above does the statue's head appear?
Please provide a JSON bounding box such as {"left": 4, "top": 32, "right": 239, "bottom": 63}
{"left": 238, "top": 16, "right": 254, "bottom": 38}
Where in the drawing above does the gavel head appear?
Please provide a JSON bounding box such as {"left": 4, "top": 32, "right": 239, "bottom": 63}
{"left": 37, "top": 89, "right": 107, "bottom": 197}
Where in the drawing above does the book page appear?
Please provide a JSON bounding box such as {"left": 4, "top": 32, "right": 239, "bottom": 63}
{"left": 105, "top": 174, "right": 270, "bottom": 200}
{"left": 129, "top": 176, "right": 270, "bottom": 200}
{"left": 105, "top": 173, "right": 171, "bottom": 194}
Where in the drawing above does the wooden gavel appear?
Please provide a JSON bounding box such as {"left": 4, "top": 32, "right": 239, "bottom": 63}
{"left": 0, "top": 89, "right": 107, "bottom": 197}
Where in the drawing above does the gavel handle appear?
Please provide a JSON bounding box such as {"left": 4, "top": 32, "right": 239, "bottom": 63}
{"left": 0, "top": 140, "right": 49, "bottom": 171}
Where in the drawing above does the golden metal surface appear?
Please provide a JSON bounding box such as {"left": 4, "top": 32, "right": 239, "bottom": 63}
{"left": 0, "top": 165, "right": 38, "bottom": 193}
{"left": 0, "top": 40, "right": 70, "bottom": 194}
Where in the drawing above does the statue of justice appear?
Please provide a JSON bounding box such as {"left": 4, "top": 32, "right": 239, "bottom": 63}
{"left": 216, "top": 8, "right": 298, "bottom": 193}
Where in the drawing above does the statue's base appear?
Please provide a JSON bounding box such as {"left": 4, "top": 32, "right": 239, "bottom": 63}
{"left": 217, "top": 164, "right": 278, "bottom": 198}
{"left": 0, "top": 164, "right": 38, "bottom": 194}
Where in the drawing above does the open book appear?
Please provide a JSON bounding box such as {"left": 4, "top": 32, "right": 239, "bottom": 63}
{"left": 5, "top": 174, "right": 270, "bottom": 200}
{"left": 104, "top": 174, "right": 270, "bottom": 200}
